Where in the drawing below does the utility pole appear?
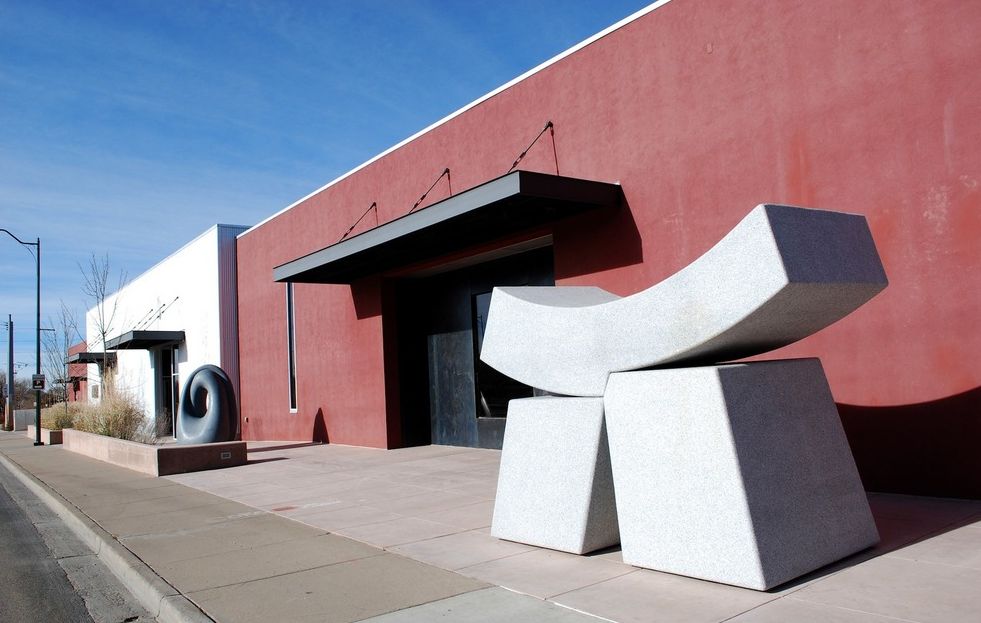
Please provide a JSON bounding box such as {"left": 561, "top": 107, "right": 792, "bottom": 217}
{"left": 4, "top": 315, "right": 12, "bottom": 431}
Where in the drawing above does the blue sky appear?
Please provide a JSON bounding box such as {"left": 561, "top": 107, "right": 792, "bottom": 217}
{"left": 1, "top": 0, "right": 655, "bottom": 377}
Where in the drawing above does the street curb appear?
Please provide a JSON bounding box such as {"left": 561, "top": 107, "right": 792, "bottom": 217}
{"left": 0, "top": 453, "right": 216, "bottom": 623}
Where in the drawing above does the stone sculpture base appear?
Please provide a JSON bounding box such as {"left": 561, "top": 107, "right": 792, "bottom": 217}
{"left": 604, "top": 358, "right": 879, "bottom": 590}
{"left": 491, "top": 396, "right": 619, "bottom": 554}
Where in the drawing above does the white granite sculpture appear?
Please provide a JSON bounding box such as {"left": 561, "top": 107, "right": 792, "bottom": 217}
{"left": 480, "top": 204, "right": 888, "bottom": 396}
{"left": 605, "top": 359, "right": 878, "bottom": 590}
{"left": 483, "top": 204, "right": 887, "bottom": 589}
{"left": 491, "top": 396, "right": 619, "bottom": 554}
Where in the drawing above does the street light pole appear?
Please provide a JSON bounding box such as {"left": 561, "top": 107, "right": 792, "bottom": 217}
{"left": 34, "top": 237, "right": 42, "bottom": 445}
{"left": 1, "top": 228, "right": 43, "bottom": 445}
{"left": 4, "top": 315, "right": 12, "bottom": 431}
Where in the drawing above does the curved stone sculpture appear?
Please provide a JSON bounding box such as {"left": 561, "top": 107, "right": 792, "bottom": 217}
{"left": 479, "top": 204, "right": 888, "bottom": 396}
{"left": 177, "top": 364, "right": 239, "bottom": 445}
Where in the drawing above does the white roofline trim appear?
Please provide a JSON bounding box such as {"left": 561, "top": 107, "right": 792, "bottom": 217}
{"left": 239, "top": 0, "right": 673, "bottom": 239}
{"left": 88, "top": 223, "right": 250, "bottom": 316}
{"left": 137, "top": 223, "right": 250, "bottom": 283}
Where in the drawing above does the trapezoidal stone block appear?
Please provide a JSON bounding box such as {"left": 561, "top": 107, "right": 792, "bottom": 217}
{"left": 604, "top": 359, "right": 879, "bottom": 590}
{"left": 491, "top": 396, "right": 619, "bottom": 554}
{"left": 480, "top": 204, "right": 888, "bottom": 396}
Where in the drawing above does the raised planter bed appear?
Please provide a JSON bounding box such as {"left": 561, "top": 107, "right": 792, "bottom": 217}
{"left": 61, "top": 428, "right": 247, "bottom": 476}
{"left": 25, "top": 425, "right": 63, "bottom": 445}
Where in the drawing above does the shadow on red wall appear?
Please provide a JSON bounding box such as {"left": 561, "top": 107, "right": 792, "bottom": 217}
{"left": 838, "top": 386, "right": 981, "bottom": 500}
{"left": 554, "top": 200, "right": 644, "bottom": 280}
{"left": 313, "top": 408, "right": 330, "bottom": 444}
{"left": 352, "top": 276, "right": 383, "bottom": 320}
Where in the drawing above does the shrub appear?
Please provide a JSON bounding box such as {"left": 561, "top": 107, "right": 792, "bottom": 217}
{"left": 73, "top": 391, "right": 142, "bottom": 440}
{"left": 40, "top": 402, "right": 84, "bottom": 430}
{"left": 67, "top": 373, "right": 161, "bottom": 444}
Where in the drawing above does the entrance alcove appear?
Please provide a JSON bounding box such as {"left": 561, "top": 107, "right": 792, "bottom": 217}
{"left": 273, "top": 171, "right": 626, "bottom": 449}
{"left": 396, "top": 245, "right": 554, "bottom": 449}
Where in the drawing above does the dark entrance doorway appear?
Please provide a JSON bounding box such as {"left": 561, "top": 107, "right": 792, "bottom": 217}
{"left": 154, "top": 346, "right": 178, "bottom": 438}
{"left": 397, "top": 245, "right": 554, "bottom": 449}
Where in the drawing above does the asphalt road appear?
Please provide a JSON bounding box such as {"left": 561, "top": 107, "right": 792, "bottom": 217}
{"left": 0, "top": 459, "right": 156, "bottom": 623}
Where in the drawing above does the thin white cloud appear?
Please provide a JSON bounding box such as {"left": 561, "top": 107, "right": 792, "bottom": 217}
{"left": 1, "top": 0, "right": 660, "bottom": 367}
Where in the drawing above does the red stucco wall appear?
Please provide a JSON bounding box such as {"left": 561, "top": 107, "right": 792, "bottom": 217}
{"left": 66, "top": 341, "right": 88, "bottom": 403}
{"left": 237, "top": 0, "right": 980, "bottom": 497}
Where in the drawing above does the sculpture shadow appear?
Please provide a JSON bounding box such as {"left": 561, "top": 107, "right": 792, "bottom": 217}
{"left": 245, "top": 456, "right": 290, "bottom": 465}
{"left": 837, "top": 385, "right": 981, "bottom": 500}
{"left": 771, "top": 493, "right": 981, "bottom": 592}
{"left": 313, "top": 408, "right": 330, "bottom": 443}
{"left": 584, "top": 497, "right": 981, "bottom": 593}
{"left": 248, "top": 441, "right": 325, "bottom": 454}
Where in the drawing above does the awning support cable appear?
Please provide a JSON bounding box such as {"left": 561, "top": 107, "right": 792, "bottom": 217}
{"left": 339, "top": 202, "right": 377, "bottom": 242}
{"left": 408, "top": 168, "right": 451, "bottom": 214}
{"left": 507, "top": 121, "right": 553, "bottom": 173}
{"left": 132, "top": 296, "right": 179, "bottom": 331}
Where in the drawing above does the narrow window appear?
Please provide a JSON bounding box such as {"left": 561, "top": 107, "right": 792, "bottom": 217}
{"left": 287, "top": 282, "right": 298, "bottom": 411}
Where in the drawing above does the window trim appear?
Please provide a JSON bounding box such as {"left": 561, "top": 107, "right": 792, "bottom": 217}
{"left": 287, "top": 282, "right": 298, "bottom": 412}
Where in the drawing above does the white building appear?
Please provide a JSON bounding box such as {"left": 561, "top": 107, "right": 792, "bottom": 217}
{"left": 86, "top": 224, "right": 247, "bottom": 436}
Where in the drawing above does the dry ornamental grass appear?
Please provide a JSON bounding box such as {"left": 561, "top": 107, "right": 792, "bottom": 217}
{"left": 40, "top": 373, "right": 160, "bottom": 444}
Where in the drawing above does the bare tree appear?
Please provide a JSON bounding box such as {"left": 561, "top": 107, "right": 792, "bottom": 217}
{"left": 43, "top": 300, "right": 81, "bottom": 412}
{"left": 2, "top": 375, "right": 34, "bottom": 410}
{"left": 79, "top": 253, "right": 127, "bottom": 396}
{"left": 0, "top": 370, "right": 35, "bottom": 423}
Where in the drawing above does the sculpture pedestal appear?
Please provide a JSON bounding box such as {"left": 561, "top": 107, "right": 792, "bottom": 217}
{"left": 605, "top": 359, "right": 878, "bottom": 590}
{"left": 491, "top": 396, "right": 619, "bottom": 554}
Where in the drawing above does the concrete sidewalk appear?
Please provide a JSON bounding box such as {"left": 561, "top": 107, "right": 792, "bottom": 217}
{"left": 1, "top": 432, "right": 979, "bottom": 623}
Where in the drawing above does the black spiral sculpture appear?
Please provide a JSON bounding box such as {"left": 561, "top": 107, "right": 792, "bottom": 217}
{"left": 177, "top": 364, "right": 239, "bottom": 445}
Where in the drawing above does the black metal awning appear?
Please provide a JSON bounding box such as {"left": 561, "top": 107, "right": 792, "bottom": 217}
{"left": 66, "top": 352, "right": 116, "bottom": 365}
{"left": 273, "top": 170, "right": 622, "bottom": 284}
{"left": 105, "top": 330, "right": 185, "bottom": 350}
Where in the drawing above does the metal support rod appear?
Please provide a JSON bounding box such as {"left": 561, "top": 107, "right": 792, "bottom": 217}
{"left": 507, "top": 121, "right": 554, "bottom": 173}
{"left": 339, "top": 202, "right": 377, "bottom": 242}
{"left": 408, "top": 168, "right": 451, "bottom": 214}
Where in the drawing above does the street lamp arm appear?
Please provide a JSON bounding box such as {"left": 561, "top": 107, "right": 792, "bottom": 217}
{"left": 0, "top": 228, "right": 39, "bottom": 248}
{"left": 1, "top": 227, "right": 42, "bottom": 445}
